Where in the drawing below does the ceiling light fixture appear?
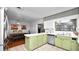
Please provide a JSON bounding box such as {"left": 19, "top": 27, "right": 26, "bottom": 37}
{"left": 17, "top": 7, "right": 23, "bottom": 9}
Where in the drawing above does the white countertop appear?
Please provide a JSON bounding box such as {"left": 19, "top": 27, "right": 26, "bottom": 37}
{"left": 24, "top": 33, "right": 78, "bottom": 38}
{"left": 24, "top": 33, "right": 47, "bottom": 37}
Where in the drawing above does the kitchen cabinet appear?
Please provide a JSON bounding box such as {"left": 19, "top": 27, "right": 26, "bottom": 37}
{"left": 62, "top": 36, "right": 72, "bottom": 50}
{"left": 55, "top": 35, "right": 79, "bottom": 51}
{"left": 25, "top": 34, "right": 48, "bottom": 51}
{"left": 29, "top": 37, "right": 38, "bottom": 50}
{"left": 44, "top": 21, "right": 49, "bottom": 29}
{"left": 55, "top": 35, "right": 63, "bottom": 47}
{"left": 71, "top": 38, "right": 78, "bottom": 51}
{"left": 25, "top": 36, "right": 38, "bottom": 50}
{"left": 25, "top": 37, "right": 29, "bottom": 50}
{"left": 44, "top": 20, "right": 54, "bottom": 29}
{"left": 37, "top": 35, "right": 43, "bottom": 46}
{"left": 42, "top": 35, "right": 48, "bottom": 44}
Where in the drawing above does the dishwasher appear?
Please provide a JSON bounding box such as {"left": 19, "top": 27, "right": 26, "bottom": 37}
{"left": 48, "top": 34, "right": 56, "bottom": 45}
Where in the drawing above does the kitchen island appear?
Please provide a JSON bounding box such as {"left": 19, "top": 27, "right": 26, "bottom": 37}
{"left": 24, "top": 33, "right": 48, "bottom": 51}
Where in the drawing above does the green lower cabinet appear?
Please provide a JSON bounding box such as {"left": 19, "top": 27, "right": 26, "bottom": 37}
{"left": 42, "top": 35, "right": 48, "bottom": 44}
{"left": 25, "top": 34, "right": 79, "bottom": 51}
{"left": 71, "top": 39, "right": 78, "bottom": 51}
{"left": 37, "top": 35, "right": 43, "bottom": 46}
{"left": 55, "top": 35, "right": 79, "bottom": 51}
{"left": 29, "top": 36, "right": 38, "bottom": 50}
{"left": 25, "top": 34, "right": 48, "bottom": 51}
{"left": 55, "top": 36, "right": 62, "bottom": 48}
{"left": 25, "top": 37, "right": 29, "bottom": 50}
{"left": 62, "top": 37, "right": 72, "bottom": 50}
{"left": 77, "top": 44, "right": 79, "bottom": 51}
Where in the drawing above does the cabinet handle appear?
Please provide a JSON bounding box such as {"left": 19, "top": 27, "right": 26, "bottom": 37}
{"left": 72, "top": 38, "right": 76, "bottom": 40}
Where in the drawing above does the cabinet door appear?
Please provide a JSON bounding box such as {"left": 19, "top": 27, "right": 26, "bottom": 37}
{"left": 77, "top": 44, "right": 79, "bottom": 51}
{"left": 25, "top": 37, "right": 29, "bottom": 50}
{"left": 55, "top": 36, "right": 62, "bottom": 48}
{"left": 49, "top": 20, "right": 54, "bottom": 28}
{"left": 42, "top": 35, "right": 48, "bottom": 44}
{"left": 71, "top": 39, "right": 78, "bottom": 51}
{"left": 44, "top": 20, "right": 53, "bottom": 29}
{"left": 44, "top": 21, "right": 49, "bottom": 29}
{"left": 37, "top": 35, "right": 43, "bottom": 46}
{"left": 62, "top": 36, "right": 72, "bottom": 50}
{"left": 29, "top": 36, "right": 38, "bottom": 50}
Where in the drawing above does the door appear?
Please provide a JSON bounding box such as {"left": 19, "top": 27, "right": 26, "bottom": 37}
{"left": 38, "top": 24, "right": 45, "bottom": 33}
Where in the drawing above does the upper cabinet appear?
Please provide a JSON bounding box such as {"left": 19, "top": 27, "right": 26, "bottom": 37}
{"left": 44, "top": 14, "right": 79, "bottom": 31}
{"left": 44, "top": 20, "right": 54, "bottom": 29}
{"left": 55, "top": 19, "right": 77, "bottom": 31}
{"left": 44, "top": 21, "right": 49, "bottom": 29}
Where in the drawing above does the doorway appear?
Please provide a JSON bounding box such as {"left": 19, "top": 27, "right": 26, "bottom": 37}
{"left": 38, "top": 24, "right": 45, "bottom": 33}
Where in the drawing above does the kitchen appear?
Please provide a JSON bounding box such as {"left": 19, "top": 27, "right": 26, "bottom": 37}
{"left": 3, "top": 7, "right": 79, "bottom": 51}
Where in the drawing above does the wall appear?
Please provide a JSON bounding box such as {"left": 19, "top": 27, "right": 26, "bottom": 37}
{"left": 8, "top": 19, "right": 30, "bottom": 34}
{"left": 30, "top": 19, "right": 44, "bottom": 33}
{"left": 9, "top": 19, "right": 44, "bottom": 34}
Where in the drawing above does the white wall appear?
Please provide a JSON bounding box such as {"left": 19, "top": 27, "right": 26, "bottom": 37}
{"left": 8, "top": 19, "right": 30, "bottom": 33}
{"left": 30, "top": 19, "right": 44, "bottom": 33}
{"left": 9, "top": 19, "right": 44, "bottom": 34}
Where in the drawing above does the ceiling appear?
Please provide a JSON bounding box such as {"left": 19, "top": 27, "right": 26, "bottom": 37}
{"left": 7, "top": 7, "right": 76, "bottom": 22}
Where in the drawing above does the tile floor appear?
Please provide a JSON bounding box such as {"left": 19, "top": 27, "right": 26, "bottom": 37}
{"left": 8, "top": 44, "right": 65, "bottom": 51}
